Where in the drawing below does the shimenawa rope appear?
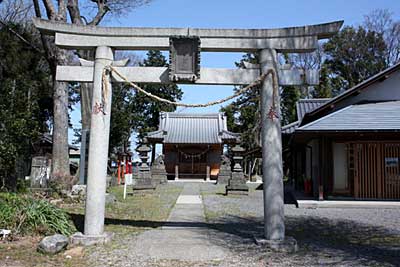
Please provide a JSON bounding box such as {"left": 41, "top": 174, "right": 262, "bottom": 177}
{"left": 103, "top": 65, "right": 279, "bottom": 110}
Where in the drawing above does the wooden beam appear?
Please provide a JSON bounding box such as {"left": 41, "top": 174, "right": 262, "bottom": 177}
{"left": 34, "top": 18, "right": 343, "bottom": 40}
{"left": 56, "top": 66, "right": 319, "bottom": 86}
{"left": 55, "top": 33, "right": 318, "bottom": 52}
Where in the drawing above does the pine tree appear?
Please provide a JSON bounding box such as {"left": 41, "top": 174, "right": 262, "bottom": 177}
{"left": 324, "top": 26, "right": 388, "bottom": 92}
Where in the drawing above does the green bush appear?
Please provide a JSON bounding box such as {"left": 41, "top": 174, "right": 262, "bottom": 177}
{"left": 0, "top": 193, "right": 75, "bottom": 236}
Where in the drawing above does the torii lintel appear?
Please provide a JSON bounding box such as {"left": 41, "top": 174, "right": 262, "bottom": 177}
{"left": 33, "top": 18, "right": 343, "bottom": 53}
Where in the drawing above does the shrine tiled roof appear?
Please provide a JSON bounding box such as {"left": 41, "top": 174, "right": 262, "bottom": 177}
{"left": 147, "top": 112, "right": 239, "bottom": 144}
{"left": 298, "top": 101, "right": 400, "bottom": 132}
{"left": 296, "top": 98, "right": 331, "bottom": 121}
{"left": 281, "top": 98, "right": 330, "bottom": 134}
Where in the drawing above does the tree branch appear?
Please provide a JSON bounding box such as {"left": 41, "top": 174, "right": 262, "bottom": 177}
{"left": 57, "top": 0, "right": 67, "bottom": 21}
{"left": 42, "top": 0, "right": 57, "bottom": 20}
{"left": 88, "top": 1, "right": 109, "bottom": 26}
{"left": 67, "top": 0, "right": 83, "bottom": 24}
{"left": 32, "top": 0, "right": 55, "bottom": 65}
{"left": 32, "top": 0, "right": 42, "bottom": 18}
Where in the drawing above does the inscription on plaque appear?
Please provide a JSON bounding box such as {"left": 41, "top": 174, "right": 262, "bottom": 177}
{"left": 169, "top": 36, "right": 201, "bottom": 83}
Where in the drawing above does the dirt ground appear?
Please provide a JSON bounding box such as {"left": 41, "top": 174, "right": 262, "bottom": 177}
{"left": 1, "top": 183, "right": 399, "bottom": 267}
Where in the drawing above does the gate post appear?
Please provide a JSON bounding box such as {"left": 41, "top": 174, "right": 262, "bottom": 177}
{"left": 82, "top": 46, "right": 114, "bottom": 241}
{"left": 257, "top": 49, "right": 296, "bottom": 251}
{"left": 260, "top": 49, "right": 284, "bottom": 240}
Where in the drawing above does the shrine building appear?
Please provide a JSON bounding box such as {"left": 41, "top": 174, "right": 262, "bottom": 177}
{"left": 147, "top": 112, "right": 239, "bottom": 180}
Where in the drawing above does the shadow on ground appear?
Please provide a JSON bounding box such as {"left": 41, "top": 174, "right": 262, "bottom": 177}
{"left": 69, "top": 212, "right": 400, "bottom": 266}
{"left": 205, "top": 215, "right": 400, "bottom": 266}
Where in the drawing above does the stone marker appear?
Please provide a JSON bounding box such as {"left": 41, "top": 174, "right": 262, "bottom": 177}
{"left": 30, "top": 156, "right": 49, "bottom": 188}
{"left": 38, "top": 234, "right": 69, "bottom": 254}
{"left": 225, "top": 144, "right": 249, "bottom": 195}
{"left": 217, "top": 155, "right": 232, "bottom": 184}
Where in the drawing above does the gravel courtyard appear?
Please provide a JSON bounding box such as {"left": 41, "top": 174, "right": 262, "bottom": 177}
{"left": 201, "top": 183, "right": 400, "bottom": 267}
{"left": 86, "top": 183, "right": 400, "bottom": 267}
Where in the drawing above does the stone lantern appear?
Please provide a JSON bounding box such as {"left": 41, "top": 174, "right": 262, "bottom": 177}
{"left": 133, "top": 139, "right": 156, "bottom": 190}
{"left": 137, "top": 142, "right": 151, "bottom": 178}
{"left": 225, "top": 144, "right": 249, "bottom": 195}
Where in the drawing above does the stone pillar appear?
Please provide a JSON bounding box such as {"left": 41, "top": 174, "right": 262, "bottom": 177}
{"left": 151, "top": 143, "right": 156, "bottom": 165}
{"left": 248, "top": 160, "right": 252, "bottom": 181}
{"left": 260, "top": 49, "right": 285, "bottom": 241}
{"left": 83, "top": 46, "right": 113, "bottom": 238}
{"left": 206, "top": 165, "right": 210, "bottom": 181}
{"left": 175, "top": 165, "right": 179, "bottom": 180}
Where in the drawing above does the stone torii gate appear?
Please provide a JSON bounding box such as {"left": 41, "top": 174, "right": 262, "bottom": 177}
{"left": 33, "top": 18, "right": 342, "bottom": 248}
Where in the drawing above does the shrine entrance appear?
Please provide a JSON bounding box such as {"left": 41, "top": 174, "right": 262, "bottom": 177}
{"left": 176, "top": 145, "right": 209, "bottom": 179}
{"left": 33, "top": 18, "right": 342, "bottom": 247}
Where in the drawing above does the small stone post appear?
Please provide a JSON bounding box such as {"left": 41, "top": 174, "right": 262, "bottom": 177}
{"left": 83, "top": 46, "right": 113, "bottom": 239}
{"left": 206, "top": 165, "right": 211, "bottom": 181}
{"left": 175, "top": 165, "right": 179, "bottom": 180}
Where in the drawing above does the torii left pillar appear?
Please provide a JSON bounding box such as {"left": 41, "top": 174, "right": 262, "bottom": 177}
{"left": 72, "top": 46, "right": 114, "bottom": 245}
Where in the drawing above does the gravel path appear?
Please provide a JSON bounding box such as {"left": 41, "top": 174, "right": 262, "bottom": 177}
{"left": 201, "top": 183, "right": 400, "bottom": 266}
{"left": 85, "top": 183, "right": 400, "bottom": 267}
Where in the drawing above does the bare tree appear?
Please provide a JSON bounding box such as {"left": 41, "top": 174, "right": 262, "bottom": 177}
{"left": 0, "top": 0, "right": 32, "bottom": 23}
{"left": 285, "top": 44, "right": 324, "bottom": 98}
{"left": 364, "top": 9, "right": 400, "bottom": 65}
{"left": 32, "top": 0, "right": 153, "bottom": 184}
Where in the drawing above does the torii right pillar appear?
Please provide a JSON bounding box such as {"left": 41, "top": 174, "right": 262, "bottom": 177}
{"left": 257, "top": 48, "right": 297, "bottom": 252}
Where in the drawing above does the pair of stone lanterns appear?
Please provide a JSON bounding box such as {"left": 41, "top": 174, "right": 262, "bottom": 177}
{"left": 135, "top": 139, "right": 248, "bottom": 194}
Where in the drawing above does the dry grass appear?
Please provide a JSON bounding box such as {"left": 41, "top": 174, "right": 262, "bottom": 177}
{"left": 1, "top": 183, "right": 183, "bottom": 267}
{"left": 0, "top": 236, "right": 85, "bottom": 267}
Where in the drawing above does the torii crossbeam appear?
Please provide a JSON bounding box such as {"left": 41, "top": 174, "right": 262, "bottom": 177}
{"left": 33, "top": 18, "right": 342, "bottom": 249}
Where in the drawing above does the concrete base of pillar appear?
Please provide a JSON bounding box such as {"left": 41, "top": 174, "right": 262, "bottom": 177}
{"left": 217, "top": 174, "right": 230, "bottom": 184}
{"left": 225, "top": 186, "right": 249, "bottom": 195}
{"left": 70, "top": 232, "right": 114, "bottom": 247}
{"left": 254, "top": 236, "right": 298, "bottom": 253}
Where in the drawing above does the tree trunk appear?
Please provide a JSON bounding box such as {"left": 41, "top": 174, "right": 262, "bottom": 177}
{"left": 51, "top": 48, "right": 70, "bottom": 180}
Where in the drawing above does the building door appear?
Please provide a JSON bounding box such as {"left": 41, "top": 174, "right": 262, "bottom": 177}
{"left": 178, "top": 146, "right": 207, "bottom": 179}
{"left": 333, "top": 143, "right": 349, "bottom": 193}
{"left": 353, "top": 142, "right": 400, "bottom": 199}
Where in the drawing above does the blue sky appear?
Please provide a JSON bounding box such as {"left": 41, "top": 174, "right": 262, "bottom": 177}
{"left": 69, "top": 0, "right": 400, "bottom": 147}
